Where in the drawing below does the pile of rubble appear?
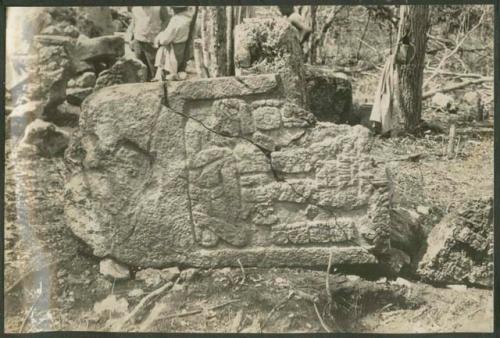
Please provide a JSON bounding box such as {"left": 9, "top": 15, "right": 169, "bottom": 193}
{"left": 6, "top": 7, "right": 144, "bottom": 157}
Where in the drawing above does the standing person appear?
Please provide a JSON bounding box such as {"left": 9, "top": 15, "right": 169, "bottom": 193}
{"left": 277, "top": 5, "right": 312, "bottom": 45}
{"left": 126, "top": 6, "right": 170, "bottom": 80}
{"left": 153, "top": 6, "right": 192, "bottom": 81}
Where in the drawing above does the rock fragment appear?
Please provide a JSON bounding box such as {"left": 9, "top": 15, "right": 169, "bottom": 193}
{"left": 418, "top": 198, "right": 493, "bottom": 288}
{"left": 99, "top": 258, "right": 130, "bottom": 280}
{"left": 6, "top": 101, "right": 44, "bottom": 139}
{"left": 19, "top": 119, "right": 70, "bottom": 157}
{"left": 75, "top": 35, "right": 125, "bottom": 63}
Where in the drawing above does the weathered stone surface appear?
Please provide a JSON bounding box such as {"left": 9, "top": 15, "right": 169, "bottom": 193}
{"left": 20, "top": 119, "right": 70, "bottom": 157}
{"left": 94, "top": 57, "right": 148, "bottom": 90}
{"left": 41, "top": 22, "right": 80, "bottom": 38}
{"left": 74, "top": 35, "right": 125, "bottom": 63}
{"left": 390, "top": 207, "right": 425, "bottom": 259}
{"left": 76, "top": 7, "right": 115, "bottom": 38}
{"left": 418, "top": 198, "right": 493, "bottom": 288}
{"left": 74, "top": 60, "right": 95, "bottom": 74}
{"left": 304, "top": 65, "right": 353, "bottom": 124}
{"left": 45, "top": 102, "right": 80, "bottom": 127}
{"left": 65, "top": 75, "right": 392, "bottom": 270}
{"left": 99, "top": 258, "right": 130, "bottom": 280}
{"left": 167, "top": 74, "right": 280, "bottom": 108}
{"left": 72, "top": 71, "right": 97, "bottom": 88}
{"left": 23, "top": 35, "right": 75, "bottom": 111}
{"left": 66, "top": 87, "right": 93, "bottom": 106}
{"left": 6, "top": 101, "right": 44, "bottom": 139}
{"left": 234, "top": 18, "right": 308, "bottom": 108}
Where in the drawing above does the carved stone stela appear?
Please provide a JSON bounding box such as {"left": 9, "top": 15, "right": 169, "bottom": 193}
{"left": 64, "top": 74, "right": 391, "bottom": 269}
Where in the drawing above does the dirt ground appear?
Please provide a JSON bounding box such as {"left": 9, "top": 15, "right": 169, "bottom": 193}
{"left": 4, "top": 263, "right": 493, "bottom": 333}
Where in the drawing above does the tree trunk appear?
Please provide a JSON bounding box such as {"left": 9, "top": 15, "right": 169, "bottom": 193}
{"left": 226, "top": 6, "right": 235, "bottom": 76}
{"left": 394, "top": 5, "right": 430, "bottom": 133}
{"left": 310, "top": 6, "right": 317, "bottom": 63}
{"left": 200, "top": 7, "right": 230, "bottom": 77}
{"left": 234, "top": 6, "right": 255, "bottom": 26}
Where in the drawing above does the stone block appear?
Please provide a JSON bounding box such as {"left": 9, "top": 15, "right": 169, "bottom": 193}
{"left": 418, "top": 198, "right": 493, "bottom": 288}
{"left": 20, "top": 119, "right": 70, "bottom": 157}
{"left": 75, "top": 35, "right": 125, "bottom": 63}
{"left": 304, "top": 65, "right": 353, "bottom": 124}
{"left": 100, "top": 258, "right": 130, "bottom": 280}
{"left": 64, "top": 75, "right": 392, "bottom": 271}
{"left": 73, "top": 71, "right": 97, "bottom": 88}
{"left": 6, "top": 101, "right": 44, "bottom": 139}
{"left": 67, "top": 87, "right": 93, "bottom": 106}
{"left": 94, "top": 57, "right": 148, "bottom": 90}
{"left": 46, "top": 102, "right": 80, "bottom": 127}
{"left": 234, "top": 18, "right": 308, "bottom": 108}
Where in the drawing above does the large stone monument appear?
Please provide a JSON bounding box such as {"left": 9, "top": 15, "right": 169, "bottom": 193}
{"left": 64, "top": 74, "right": 392, "bottom": 269}
{"left": 64, "top": 17, "right": 394, "bottom": 270}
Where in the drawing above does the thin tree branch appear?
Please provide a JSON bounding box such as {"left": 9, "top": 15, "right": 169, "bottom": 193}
{"left": 313, "top": 302, "right": 332, "bottom": 332}
{"left": 110, "top": 281, "right": 174, "bottom": 331}
{"left": 424, "top": 10, "right": 486, "bottom": 88}
{"left": 423, "top": 77, "right": 492, "bottom": 99}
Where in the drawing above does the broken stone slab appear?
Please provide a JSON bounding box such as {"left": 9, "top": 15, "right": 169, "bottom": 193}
{"left": 64, "top": 75, "right": 392, "bottom": 270}
{"left": 6, "top": 101, "right": 44, "bottom": 140}
{"left": 99, "top": 258, "right": 130, "bottom": 280}
{"left": 74, "top": 34, "right": 125, "bottom": 63}
{"left": 304, "top": 65, "right": 353, "bottom": 124}
{"left": 234, "top": 18, "right": 308, "bottom": 108}
{"left": 94, "top": 57, "right": 148, "bottom": 91}
{"left": 167, "top": 74, "right": 281, "bottom": 111}
{"left": 19, "top": 119, "right": 70, "bottom": 157}
{"left": 418, "top": 197, "right": 493, "bottom": 288}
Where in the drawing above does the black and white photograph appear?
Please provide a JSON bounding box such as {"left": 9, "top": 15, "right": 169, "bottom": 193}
{"left": 3, "top": 3, "right": 495, "bottom": 334}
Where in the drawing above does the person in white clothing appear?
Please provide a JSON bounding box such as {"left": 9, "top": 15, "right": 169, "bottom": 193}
{"left": 126, "top": 6, "right": 170, "bottom": 80}
{"left": 153, "top": 6, "right": 192, "bottom": 81}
